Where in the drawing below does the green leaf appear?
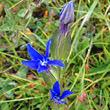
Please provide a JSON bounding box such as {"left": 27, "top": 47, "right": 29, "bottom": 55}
{"left": 42, "top": 0, "right": 51, "bottom": 3}
{"left": 1, "top": 102, "right": 9, "bottom": 110}
{"left": 50, "top": 66, "right": 59, "bottom": 81}
{"left": 37, "top": 103, "right": 44, "bottom": 108}
{"left": 0, "top": 24, "right": 26, "bottom": 31}
{"left": 104, "top": 47, "right": 110, "bottom": 60}
{"left": 50, "top": 29, "right": 71, "bottom": 60}
{"left": 16, "top": 65, "right": 28, "bottom": 78}
{"left": 21, "top": 108, "right": 28, "bottom": 110}
{"left": 17, "top": 9, "right": 28, "bottom": 18}
{"left": 78, "top": 38, "right": 89, "bottom": 52}
{"left": 0, "top": 78, "right": 4, "bottom": 88}
{"left": 58, "top": 30, "right": 71, "bottom": 60}
{"left": 5, "top": 9, "right": 15, "bottom": 26}
{"left": 0, "top": 24, "right": 11, "bottom": 31}
{"left": 42, "top": 71, "right": 56, "bottom": 88}
{"left": 89, "top": 63, "right": 110, "bottom": 75}
{"left": 0, "top": 79, "right": 17, "bottom": 98}
{"left": 14, "top": 25, "right": 26, "bottom": 30}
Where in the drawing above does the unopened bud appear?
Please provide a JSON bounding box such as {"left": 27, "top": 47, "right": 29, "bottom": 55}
{"left": 51, "top": 10, "right": 54, "bottom": 16}
{"left": 78, "top": 97, "right": 84, "bottom": 103}
{"left": 82, "top": 92, "right": 86, "bottom": 99}
{"left": 65, "top": 105, "right": 69, "bottom": 109}
{"left": 30, "top": 83, "right": 34, "bottom": 88}
{"left": 85, "top": 64, "right": 89, "bottom": 70}
{"left": 44, "top": 10, "right": 48, "bottom": 17}
{"left": 41, "top": 81, "right": 46, "bottom": 86}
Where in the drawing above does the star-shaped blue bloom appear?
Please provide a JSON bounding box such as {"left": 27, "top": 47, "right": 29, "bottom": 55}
{"left": 60, "top": 2, "right": 74, "bottom": 35}
{"left": 21, "top": 39, "right": 65, "bottom": 73}
{"left": 49, "top": 81, "right": 73, "bottom": 104}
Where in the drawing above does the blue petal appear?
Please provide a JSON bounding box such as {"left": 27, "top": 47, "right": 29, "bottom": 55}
{"left": 27, "top": 44, "right": 43, "bottom": 61}
{"left": 22, "top": 60, "right": 39, "bottom": 69}
{"left": 60, "top": 3, "right": 68, "bottom": 16}
{"left": 47, "top": 60, "right": 65, "bottom": 67}
{"left": 49, "top": 90, "right": 56, "bottom": 101}
{"left": 53, "top": 81, "right": 61, "bottom": 96}
{"left": 60, "top": 2, "right": 74, "bottom": 24}
{"left": 60, "top": 90, "right": 73, "bottom": 99}
{"left": 45, "top": 39, "right": 51, "bottom": 58}
{"left": 37, "top": 65, "right": 48, "bottom": 73}
{"left": 59, "top": 100, "right": 66, "bottom": 104}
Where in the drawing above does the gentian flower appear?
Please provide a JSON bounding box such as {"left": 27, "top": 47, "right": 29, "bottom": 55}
{"left": 22, "top": 39, "right": 64, "bottom": 73}
{"left": 60, "top": 2, "right": 74, "bottom": 35}
{"left": 49, "top": 81, "right": 73, "bottom": 104}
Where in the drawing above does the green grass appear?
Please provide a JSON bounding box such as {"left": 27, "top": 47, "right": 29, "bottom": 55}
{"left": 0, "top": 0, "right": 110, "bottom": 110}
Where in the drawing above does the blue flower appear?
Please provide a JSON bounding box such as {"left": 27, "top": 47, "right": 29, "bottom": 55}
{"left": 21, "top": 39, "right": 65, "bottom": 73}
{"left": 60, "top": 2, "right": 74, "bottom": 35}
{"left": 49, "top": 81, "right": 73, "bottom": 104}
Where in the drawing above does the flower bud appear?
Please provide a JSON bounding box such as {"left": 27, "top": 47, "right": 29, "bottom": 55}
{"left": 30, "top": 83, "right": 34, "bottom": 88}
{"left": 78, "top": 97, "right": 84, "bottom": 103}
{"left": 41, "top": 81, "right": 46, "bottom": 86}
{"left": 65, "top": 105, "right": 69, "bottom": 109}
{"left": 44, "top": 10, "right": 48, "bottom": 18}
{"left": 82, "top": 92, "right": 87, "bottom": 99}
{"left": 51, "top": 10, "right": 54, "bottom": 17}
{"left": 85, "top": 64, "right": 89, "bottom": 70}
{"left": 60, "top": 2, "right": 74, "bottom": 35}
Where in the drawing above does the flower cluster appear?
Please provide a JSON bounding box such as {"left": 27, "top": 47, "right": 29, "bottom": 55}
{"left": 21, "top": 1, "right": 74, "bottom": 107}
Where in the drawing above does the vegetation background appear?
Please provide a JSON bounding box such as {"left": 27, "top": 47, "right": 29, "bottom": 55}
{"left": 0, "top": 0, "right": 110, "bottom": 110}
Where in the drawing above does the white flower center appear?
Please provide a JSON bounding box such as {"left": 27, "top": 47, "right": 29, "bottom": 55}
{"left": 40, "top": 60, "right": 47, "bottom": 66}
